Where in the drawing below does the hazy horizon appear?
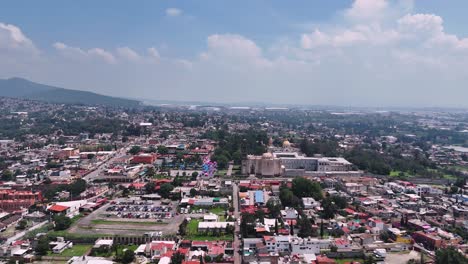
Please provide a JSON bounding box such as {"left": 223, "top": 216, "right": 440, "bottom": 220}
{"left": 2, "top": 0, "right": 468, "bottom": 108}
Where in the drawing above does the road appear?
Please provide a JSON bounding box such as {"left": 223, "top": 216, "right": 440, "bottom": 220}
{"left": 232, "top": 182, "right": 241, "bottom": 264}
{"left": 226, "top": 164, "right": 233, "bottom": 177}
{"left": 82, "top": 147, "right": 128, "bottom": 182}
{"left": 4, "top": 220, "right": 48, "bottom": 245}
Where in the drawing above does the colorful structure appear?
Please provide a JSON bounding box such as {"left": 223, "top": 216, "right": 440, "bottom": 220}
{"left": 202, "top": 157, "right": 217, "bottom": 177}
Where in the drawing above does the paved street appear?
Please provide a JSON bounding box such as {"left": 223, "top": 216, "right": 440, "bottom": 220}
{"left": 232, "top": 182, "right": 241, "bottom": 264}
{"left": 82, "top": 147, "right": 128, "bottom": 182}
{"left": 4, "top": 220, "right": 48, "bottom": 245}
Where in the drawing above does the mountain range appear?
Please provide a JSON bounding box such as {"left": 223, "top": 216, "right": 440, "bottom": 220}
{"left": 0, "top": 78, "right": 140, "bottom": 107}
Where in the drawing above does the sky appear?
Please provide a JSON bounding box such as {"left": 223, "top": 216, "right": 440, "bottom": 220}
{"left": 1, "top": 0, "right": 468, "bottom": 107}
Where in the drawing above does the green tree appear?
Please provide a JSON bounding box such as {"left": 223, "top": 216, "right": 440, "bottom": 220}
{"left": 320, "top": 197, "right": 338, "bottom": 219}
{"left": 53, "top": 214, "right": 72, "bottom": 231}
{"left": 435, "top": 247, "right": 468, "bottom": 264}
{"left": 129, "top": 145, "right": 141, "bottom": 155}
{"left": 145, "top": 182, "right": 156, "bottom": 194}
{"left": 157, "top": 145, "right": 169, "bottom": 155}
{"left": 121, "top": 249, "right": 135, "bottom": 264}
{"left": 171, "top": 252, "right": 185, "bottom": 264}
{"left": 1, "top": 170, "right": 14, "bottom": 181}
{"left": 16, "top": 219, "right": 27, "bottom": 230}
{"left": 291, "top": 177, "right": 323, "bottom": 200}
{"left": 159, "top": 183, "right": 174, "bottom": 198}
{"left": 146, "top": 167, "right": 155, "bottom": 177}
{"left": 35, "top": 236, "right": 50, "bottom": 256}
{"left": 266, "top": 198, "right": 282, "bottom": 218}
{"left": 297, "top": 214, "right": 313, "bottom": 238}
{"left": 190, "top": 188, "right": 198, "bottom": 197}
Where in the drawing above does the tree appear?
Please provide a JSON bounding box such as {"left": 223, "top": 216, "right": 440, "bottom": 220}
{"left": 321, "top": 197, "right": 338, "bottom": 219}
{"left": 211, "top": 153, "right": 229, "bottom": 169}
{"left": 191, "top": 171, "right": 199, "bottom": 180}
{"left": 435, "top": 247, "right": 468, "bottom": 264}
{"left": 129, "top": 145, "right": 141, "bottom": 155}
{"left": 146, "top": 167, "right": 155, "bottom": 177}
{"left": 145, "top": 182, "right": 156, "bottom": 194}
{"left": 255, "top": 210, "right": 265, "bottom": 222}
{"left": 16, "top": 219, "right": 27, "bottom": 230}
{"left": 320, "top": 220, "right": 324, "bottom": 238}
{"left": 159, "top": 183, "right": 174, "bottom": 198}
{"left": 190, "top": 188, "right": 198, "bottom": 197}
{"left": 363, "top": 255, "right": 376, "bottom": 264}
{"left": 291, "top": 177, "right": 323, "bottom": 200}
{"left": 178, "top": 219, "right": 188, "bottom": 236}
{"left": 240, "top": 213, "right": 256, "bottom": 237}
{"left": 173, "top": 175, "right": 183, "bottom": 187}
{"left": 1, "top": 170, "right": 14, "bottom": 181}
{"left": 53, "top": 214, "right": 72, "bottom": 231}
{"left": 297, "top": 214, "right": 313, "bottom": 238}
{"left": 35, "top": 236, "right": 50, "bottom": 256}
{"left": 171, "top": 252, "right": 185, "bottom": 264}
{"left": 157, "top": 145, "right": 169, "bottom": 155}
{"left": 121, "top": 249, "right": 135, "bottom": 264}
{"left": 279, "top": 184, "right": 301, "bottom": 208}
{"left": 204, "top": 255, "right": 212, "bottom": 263}
{"left": 266, "top": 198, "right": 282, "bottom": 218}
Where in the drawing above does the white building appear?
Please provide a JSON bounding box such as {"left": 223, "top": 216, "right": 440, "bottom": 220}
{"left": 290, "top": 237, "right": 332, "bottom": 254}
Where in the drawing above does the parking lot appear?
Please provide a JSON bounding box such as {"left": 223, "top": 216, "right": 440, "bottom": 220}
{"left": 69, "top": 198, "right": 184, "bottom": 236}
{"left": 105, "top": 200, "right": 174, "bottom": 220}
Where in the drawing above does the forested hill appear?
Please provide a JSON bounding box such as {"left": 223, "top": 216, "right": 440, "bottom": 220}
{"left": 0, "top": 77, "right": 140, "bottom": 107}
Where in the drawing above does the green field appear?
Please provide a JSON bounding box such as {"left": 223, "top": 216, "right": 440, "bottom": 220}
{"left": 389, "top": 170, "right": 411, "bottom": 177}
{"left": 90, "top": 219, "right": 167, "bottom": 226}
{"left": 209, "top": 207, "right": 226, "bottom": 215}
{"left": 48, "top": 244, "right": 92, "bottom": 257}
{"left": 186, "top": 219, "right": 233, "bottom": 241}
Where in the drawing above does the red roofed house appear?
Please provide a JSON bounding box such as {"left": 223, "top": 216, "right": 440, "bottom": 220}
{"left": 131, "top": 153, "right": 157, "bottom": 164}
{"left": 145, "top": 241, "right": 176, "bottom": 259}
{"left": 48, "top": 204, "right": 70, "bottom": 215}
{"left": 0, "top": 190, "right": 42, "bottom": 212}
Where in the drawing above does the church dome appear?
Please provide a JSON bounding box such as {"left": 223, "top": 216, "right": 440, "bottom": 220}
{"left": 282, "top": 140, "right": 291, "bottom": 148}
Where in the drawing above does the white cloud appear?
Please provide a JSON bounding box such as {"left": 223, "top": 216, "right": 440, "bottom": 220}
{"left": 147, "top": 47, "right": 160, "bottom": 61}
{"left": 2, "top": 0, "right": 468, "bottom": 107}
{"left": 301, "top": 30, "right": 330, "bottom": 49}
{"left": 345, "top": 0, "right": 388, "bottom": 22}
{"left": 0, "top": 22, "right": 38, "bottom": 54}
{"left": 53, "top": 43, "right": 116, "bottom": 64}
{"left": 166, "top": 8, "right": 182, "bottom": 17}
{"left": 116, "top": 47, "right": 141, "bottom": 62}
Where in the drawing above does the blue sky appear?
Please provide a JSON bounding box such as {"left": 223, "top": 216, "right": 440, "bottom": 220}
{"left": 1, "top": 0, "right": 468, "bottom": 107}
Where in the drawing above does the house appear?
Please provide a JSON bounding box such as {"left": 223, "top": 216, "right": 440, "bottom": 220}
{"left": 93, "top": 239, "right": 113, "bottom": 250}
{"left": 144, "top": 240, "right": 176, "bottom": 259}
{"left": 302, "top": 197, "right": 320, "bottom": 209}
{"left": 290, "top": 237, "right": 332, "bottom": 254}
{"left": 333, "top": 238, "right": 351, "bottom": 250}
{"left": 281, "top": 208, "right": 298, "bottom": 225}
{"left": 48, "top": 204, "right": 70, "bottom": 215}
{"left": 50, "top": 237, "right": 73, "bottom": 254}
{"left": 203, "top": 213, "right": 219, "bottom": 222}
{"left": 198, "top": 222, "right": 234, "bottom": 232}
